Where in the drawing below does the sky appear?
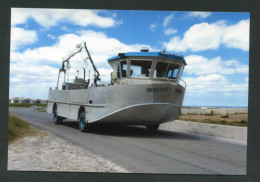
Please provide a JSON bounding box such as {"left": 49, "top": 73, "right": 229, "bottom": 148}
{"left": 10, "top": 8, "right": 249, "bottom": 107}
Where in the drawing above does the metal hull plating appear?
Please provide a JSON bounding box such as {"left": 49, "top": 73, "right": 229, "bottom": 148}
{"left": 93, "top": 103, "right": 181, "bottom": 125}
{"left": 47, "top": 82, "right": 185, "bottom": 126}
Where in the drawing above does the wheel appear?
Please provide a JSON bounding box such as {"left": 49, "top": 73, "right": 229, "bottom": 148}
{"left": 53, "top": 109, "right": 63, "bottom": 124}
{"left": 146, "top": 124, "right": 159, "bottom": 132}
{"left": 79, "top": 111, "right": 87, "bottom": 132}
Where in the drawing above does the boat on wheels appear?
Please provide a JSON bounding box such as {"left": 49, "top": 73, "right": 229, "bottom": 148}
{"left": 47, "top": 42, "right": 187, "bottom": 132}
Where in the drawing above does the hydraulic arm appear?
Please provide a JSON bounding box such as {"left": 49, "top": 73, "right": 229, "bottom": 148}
{"left": 56, "top": 42, "right": 100, "bottom": 89}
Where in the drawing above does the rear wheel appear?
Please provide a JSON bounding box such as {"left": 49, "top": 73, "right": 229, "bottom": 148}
{"left": 79, "top": 111, "right": 87, "bottom": 132}
{"left": 146, "top": 124, "right": 159, "bottom": 132}
{"left": 53, "top": 109, "right": 63, "bottom": 124}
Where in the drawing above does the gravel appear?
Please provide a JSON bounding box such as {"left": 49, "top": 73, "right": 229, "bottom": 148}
{"left": 8, "top": 129, "right": 128, "bottom": 172}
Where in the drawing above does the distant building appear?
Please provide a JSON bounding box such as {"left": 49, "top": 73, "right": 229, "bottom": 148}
{"left": 24, "top": 98, "right": 31, "bottom": 103}
{"left": 40, "top": 99, "right": 48, "bottom": 104}
{"left": 35, "top": 99, "right": 42, "bottom": 104}
{"left": 29, "top": 99, "right": 36, "bottom": 103}
{"left": 10, "top": 97, "right": 24, "bottom": 103}
{"left": 10, "top": 97, "right": 47, "bottom": 104}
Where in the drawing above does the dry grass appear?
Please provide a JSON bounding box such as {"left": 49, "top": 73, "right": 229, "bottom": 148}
{"left": 178, "top": 113, "right": 248, "bottom": 127}
{"left": 8, "top": 114, "right": 38, "bottom": 143}
{"left": 9, "top": 103, "right": 47, "bottom": 108}
{"left": 35, "top": 107, "right": 47, "bottom": 112}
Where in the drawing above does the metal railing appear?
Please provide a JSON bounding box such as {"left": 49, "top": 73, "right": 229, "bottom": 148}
{"left": 179, "top": 79, "right": 186, "bottom": 89}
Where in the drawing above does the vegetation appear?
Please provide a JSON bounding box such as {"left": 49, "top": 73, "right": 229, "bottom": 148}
{"left": 8, "top": 114, "right": 37, "bottom": 143}
{"left": 35, "top": 107, "right": 47, "bottom": 112}
{"left": 9, "top": 103, "right": 47, "bottom": 107}
{"left": 178, "top": 114, "right": 248, "bottom": 127}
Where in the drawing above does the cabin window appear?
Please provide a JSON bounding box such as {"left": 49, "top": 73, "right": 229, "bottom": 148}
{"left": 114, "top": 62, "right": 121, "bottom": 78}
{"left": 130, "top": 60, "right": 152, "bottom": 77}
{"left": 154, "top": 61, "right": 180, "bottom": 79}
{"left": 166, "top": 64, "right": 179, "bottom": 79}
{"left": 177, "top": 65, "right": 184, "bottom": 82}
{"left": 120, "top": 60, "right": 127, "bottom": 78}
{"left": 154, "top": 62, "right": 168, "bottom": 78}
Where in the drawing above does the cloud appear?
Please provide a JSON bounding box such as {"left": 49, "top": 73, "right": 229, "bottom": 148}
{"left": 11, "top": 27, "right": 37, "bottom": 51}
{"left": 163, "top": 14, "right": 174, "bottom": 27}
{"left": 61, "top": 26, "right": 71, "bottom": 32}
{"left": 163, "top": 19, "right": 249, "bottom": 52}
{"left": 184, "top": 55, "right": 248, "bottom": 75}
{"left": 164, "top": 28, "right": 177, "bottom": 35}
{"left": 188, "top": 12, "right": 212, "bottom": 19}
{"left": 184, "top": 74, "right": 248, "bottom": 96}
{"left": 11, "top": 30, "right": 156, "bottom": 66}
{"left": 181, "top": 54, "right": 248, "bottom": 102}
{"left": 10, "top": 30, "right": 157, "bottom": 99}
{"left": 150, "top": 24, "right": 157, "bottom": 31}
{"left": 245, "top": 76, "right": 248, "bottom": 82}
{"left": 9, "top": 63, "right": 58, "bottom": 99}
{"left": 221, "top": 19, "right": 249, "bottom": 51}
{"left": 11, "top": 8, "right": 120, "bottom": 29}
{"left": 47, "top": 34, "right": 56, "bottom": 40}
{"left": 116, "top": 19, "right": 124, "bottom": 25}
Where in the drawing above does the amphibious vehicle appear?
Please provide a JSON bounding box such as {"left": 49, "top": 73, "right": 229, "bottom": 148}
{"left": 47, "top": 42, "right": 186, "bottom": 132}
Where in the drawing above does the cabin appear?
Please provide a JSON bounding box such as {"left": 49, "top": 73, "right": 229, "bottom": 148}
{"left": 107, "top": 48, "right": 186, "bottom": 85}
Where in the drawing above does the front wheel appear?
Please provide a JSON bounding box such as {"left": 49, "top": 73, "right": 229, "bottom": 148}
{"left": 146, "top": 124, "right": 159, "bottom": 132}
{"left": 53, "top": 109, "right": 63, "bottom": 124}
{"left": 79, "top": 111, "right": 88, "bottom": 132}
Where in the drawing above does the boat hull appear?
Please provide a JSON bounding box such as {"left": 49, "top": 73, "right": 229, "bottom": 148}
{"left": 47, "top": 82, "right": 185, "bottom": 126}
{"left": 92, "top": 103, "right": 181, "bottom": 125}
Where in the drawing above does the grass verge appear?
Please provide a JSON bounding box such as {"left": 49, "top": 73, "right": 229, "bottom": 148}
{"left": 8, "top": 114, "right": 37, "bottom": 143}
{"left": 35, "top": 107, "right": 47, "bottom": 112}
{"left": 178, "top": 116, "right": 247, "bottom": 127}
{"left": 9, "top": 103, "right": 47, "bottom": 108}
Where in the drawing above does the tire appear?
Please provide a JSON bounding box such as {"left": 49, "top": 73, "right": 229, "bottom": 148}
{"left": 79, "top": 111, "right": 87, "bottom": 132}
{"left": 146, "top": 124, "right": 159, "bottom": 132}
{"left": 53, "top": 109, "right": 63, "bottom": 124}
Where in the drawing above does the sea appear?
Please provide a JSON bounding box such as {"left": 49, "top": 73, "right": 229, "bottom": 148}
{"left": 183, "top": 105, "right": 248, "bottom": 109}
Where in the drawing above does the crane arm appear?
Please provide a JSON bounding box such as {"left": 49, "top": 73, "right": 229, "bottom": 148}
{"left": 58, "top": 42, "right": 100, "bottom": 86}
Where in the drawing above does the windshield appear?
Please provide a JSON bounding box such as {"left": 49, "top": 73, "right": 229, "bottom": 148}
{"left": 114, "top": 60, "right": 127, "bottom": 78}
{"left": 154, "top": 61, "right": 180, "bottom": 79}
{"left": 130, "top": 60, "right": 152, "bottom": 77}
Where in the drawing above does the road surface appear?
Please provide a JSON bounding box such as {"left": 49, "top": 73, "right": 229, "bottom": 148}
{"left": 9, "top": 108, "right": 247, "bottom": 175}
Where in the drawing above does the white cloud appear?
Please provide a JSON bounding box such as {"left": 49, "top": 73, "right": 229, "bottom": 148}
{"left": 11, "top": 8, "right": 120, "bottom": 29}
{"left": 150, "top": 24, "right": 157, "bottom": 31}
{"left": 47, "top": 34, "right": 56, "bottom": 40}
{"left": 221, "top": 19, "right": 249, "bottom": 51}
{"left": 184, "top": 55, "right": 248, "bottom": 75}
{"left": 163, "top": 14, "right": 174, "bottom": 27}
{"left": 245, "top": 76, "right": 248, "bottom": 82}
{"left": 9, "top": 63, "right": 58, "bottom": 99}
{"left": 188, "top": 12, "right": 212, "bottom": 19}
{"left": 184, "top": 74, "right": 248, "bottom": 96}
{"left": 181, "top": 54, "right": 248, "bottom": 99}
{"left": 98, "top": 68, "right": 114, "bottom": 83}
{"left": 11, "top": 30, "right": 155, "bottom": 67}
{"left": 163, "top": 19, "right": 249, "bottom": 52}
{"left": 61, "top": 26, "right": 71, "bottom": 32}
{"left": 164, "top": 28, "right": 177, "bottom": 35}
{"left": 116, "top": 19, "right": 124, "bottom": 25}
{"left": 10, "top": 30, "right": 157, "bottom": 99}
{"left": 11, "top": 27, "right": 37, "bottom": 51}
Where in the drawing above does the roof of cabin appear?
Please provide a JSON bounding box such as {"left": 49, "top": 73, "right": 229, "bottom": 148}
{"left": 107, "top": 51, "right": 186, "bottom": 64}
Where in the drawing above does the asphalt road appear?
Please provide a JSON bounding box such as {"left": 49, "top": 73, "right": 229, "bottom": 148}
{"left": 9, "top": 108, "right": 247, "bottom": 175}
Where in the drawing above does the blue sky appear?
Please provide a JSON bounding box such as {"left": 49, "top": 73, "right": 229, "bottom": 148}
{"left": 10, "top": 9, "right": 249, "bottom": 107}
